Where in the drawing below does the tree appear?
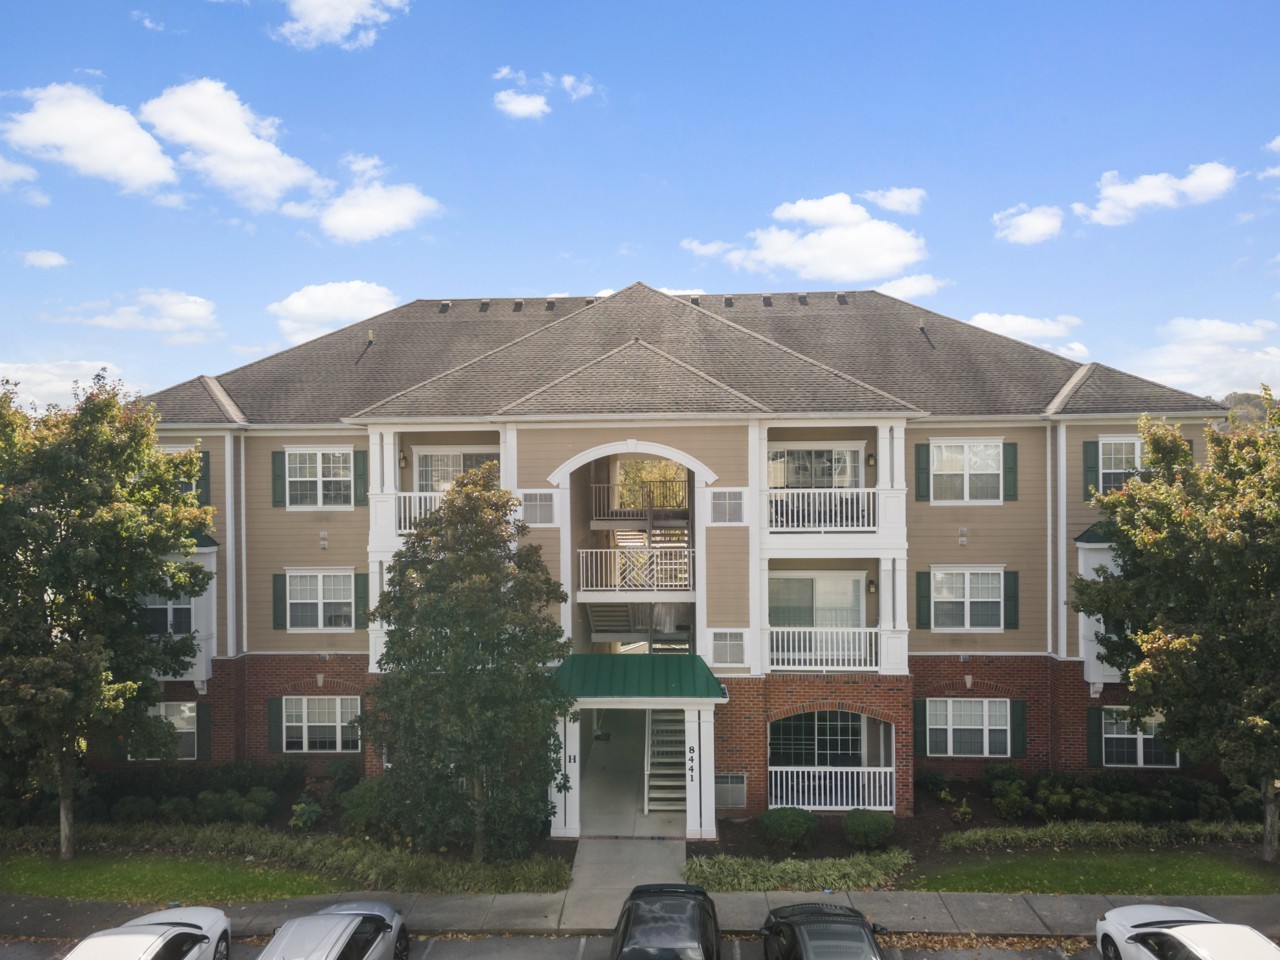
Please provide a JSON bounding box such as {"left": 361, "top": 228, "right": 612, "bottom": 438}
{"left": 368, "top": 462, "right": 574, "bottom": 862}
{"left": 1073, "top": 387, "right": 1280, "bottom": 860}
{"left": 0, "top": 375, "right": 212, "bottom": 859}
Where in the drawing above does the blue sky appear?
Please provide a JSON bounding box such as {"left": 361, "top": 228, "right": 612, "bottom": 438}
{"left": 2, "top": 0, "right": 1278, "bottom": 409}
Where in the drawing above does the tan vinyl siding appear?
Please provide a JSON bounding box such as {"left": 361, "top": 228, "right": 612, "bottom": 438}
{"left": 523, "top": 528, "right": 561, "bottom": 583}
{"left": 243, "top": 433, "right": 370, "bottom": 654}
{"left": 706, "top": 527, "right": 749, "bottom": 626}
{"left": 395, "top": 430, "right": 501, "bottom": 491}
{"left": 517, "top": 424, "right": 748, "bottom": 487}
{"left": 907, "top": 424, "right": 1047, "bottom": 655}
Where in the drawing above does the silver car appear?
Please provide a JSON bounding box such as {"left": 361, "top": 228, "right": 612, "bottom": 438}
{"left": 257, "top": 902, "right": 409, "bottom": 960}
{"left": 63, "top": 906, "right": 231, "bottom": 960}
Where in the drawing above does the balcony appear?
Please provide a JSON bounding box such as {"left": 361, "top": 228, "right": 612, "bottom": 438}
{"left": 579, "top": 548, "right": 694, "bottom": 595}
{"left": 768, "top": 488, "right": 877, "bottom": 532}
{"left": 395, "top": 491, "right": 443, "bottom": 534}
{"left": 768, "top": 627, "right": 880, "bottom": 671}
{"left": 768, "top": 766, "right": 895, "bottom": 811}
{"left": 592, "top": 480, "right": 689, "bottom": 525}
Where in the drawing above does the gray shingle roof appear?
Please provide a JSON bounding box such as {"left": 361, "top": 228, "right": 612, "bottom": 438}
{"left": 147, "top": 283, "right": 1225, "bottom": 425}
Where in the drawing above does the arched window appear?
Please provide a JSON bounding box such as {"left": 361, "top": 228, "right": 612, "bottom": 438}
{"left": 768, "top": 710, "right": 861, "bottom": 767}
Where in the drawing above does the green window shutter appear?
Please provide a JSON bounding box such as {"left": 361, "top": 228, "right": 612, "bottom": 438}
{"left": 1186, "top": 437, "right": 1193, "bottom": 459}
{"left": 272, "top": 574, "right": 287, "bottom": 630}
{"left": 354, "top": 573, "right": 369, "bottom": 629}
{"left": 353, "top": 450, "right": 368, "bottom": 506}
{"left": 1083, "top": 441, "right": 1099, "bottom": 500}
{"left": 915, "top": 571, "right": 932, "bottom": 629}
{"left": 914, "top": 443, "right": 930, "bottom": 501}
{"left": 1086, "top": 707, "right": 1103, "bottom": 767}
{"left": 1011, "top": 700, "right": 1027, "bottom": 758}
{"left": 913, "top": 699, "right": 927, "bottom": 757}
{"left": 267, "top": 698, "right": 283, "bottom": 754}
{"left": 196, "top": 703, "right": 212, "bottom": 761}
{"left": 1003, "top": 571, "right": 1019, "bottom": 629}
{"left": 272, "top": 451, "right": 286, "bottom": 507}
{"left": 1002, "top": 442, "right": 1017, "bottom": 501}
{"left": 197, "top": 450, "right": 212, "bottom": 506}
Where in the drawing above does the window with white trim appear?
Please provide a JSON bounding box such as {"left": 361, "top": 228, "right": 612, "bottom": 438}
{"left": 521, "top": 492, "right": 555, "bottom": 525}
{"left": 715, "top": 772, "right": 747, "bottom": 806}
{"left": 769, "top": 710, "right": 861, "bottom": 766}
{"left": 415, "top": 448, "right": 499, "bottom": 492}
{"left": 1103, "top": 706, "right": 1178, "bottom": 767}
{"left": 287, "top": 570, "right": 354, "bottom": 630}
{"left": 284, "top": 696, "right": 361, "bottom": 752}
{"left": 768, "top": 446, "right": 863, "bottom": 488}
{"left": 769, "top": 572, "right": 863, "bottom": 628}
{"left": 927, "top": 699, "right": 1009, "bottom": 757}
{"left": 709, "top": 490, "right": 744, "bottom": 524}
{"left": 1099, "top": 437, "right": 1141, "bottom": 494}
{"left": 931, "top": 566, "right": 1003, "bottom": 631}
{"left": 141, "top": 592, "right": 192, "bottom": 636}
{"left": 146, "top": 702, "right": 197, "bottom": 760}
{"left": 930, "top": 440, "right": 1002, "bottom": 502}
{"left": 287, "top": 449, "right": 352, "bottom": 508}
{"left": 712, "top": 630, "right": 745, "bottom": 665}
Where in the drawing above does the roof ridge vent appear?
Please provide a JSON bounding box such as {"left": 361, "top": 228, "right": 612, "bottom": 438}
{"left": 585, "top": 297, "right": 596, "bottom": 305}
{"left": 546, "top": 298, "right": 556, "bottom": 310}
{"left": 798, "top": 293, "right": 808, "bottom": 305}
{"left": 439, "top": 301, "right": 450, "bottom": 313}
{"left": 479, "top": 299, "right": 490, "bottom": 312}
{"left": 836, "top": 293, "right": 848, "bottom": 305}
{"left": 723, "top": 296, "right": 734, "bottom": 307}
{"left": 690, "top": 295, "right": 699, "bottom": 306}
{"left": 513, "top": 299, "right": 523, "bottom": 312}
{"left": 762, "top": 295, "right": 772, "bottom": 307}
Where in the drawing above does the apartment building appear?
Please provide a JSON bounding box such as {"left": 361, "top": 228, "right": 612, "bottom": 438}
{"left": 145, "top": 282, "right": 1223, "bottom": 840}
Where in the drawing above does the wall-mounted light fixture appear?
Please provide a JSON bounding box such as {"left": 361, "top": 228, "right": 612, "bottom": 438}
{"left": 867, "top": 579, "right": 877, "bottom": 594}
{"left": 398, "top": 450, "right": 408, "bottom": 469}
{"left": 866, "top": 452, "right": 877, "bottom": 468}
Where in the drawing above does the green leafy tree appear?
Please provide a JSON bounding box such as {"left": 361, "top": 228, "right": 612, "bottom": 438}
{"left": 1074, "top": 387, "right": 1280, "bottom": 860}
{"left": 0, "top": 375, "right": 213, "bottom": 859}
{"left": 369, "top": 462, "right": 574, "bottom": 862}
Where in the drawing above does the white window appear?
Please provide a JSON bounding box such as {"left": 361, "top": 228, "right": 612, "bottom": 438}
{"left": 769, "top": 573, "right": 863, "bottom": 628}
{"left": 522, "top": 492, "right": 555, "bottom": 525}
{"left": 141, "top": 592, "right": 192, "bottom": 636}
{"left": 1099, "top": 437, "right": 1141, "bottom": 494}
{"left": 1103, "top": 707, "right": 1178, "bottom": 767}
{"left": 287, "top": 570, "right": 354, "bottom": 631}
{"left": 284, "top": 696, "right": 361, "bottom": 752}
{"left": 287, "top": 449, "right": 352, "bottom": 508}
{"left": 927, "top": 699, "right": 1009, "bottom": 757}
{"left": 709, "top": 490, "right": 745, "bottom": 524}
{"left": 931, "top": 439, "right": 1002, "bottom": 502}
{"left": 931, "top": 566, "right": 1003, "bottom": 631}
{"left": 414, "top": 448, "right": 499, "bottom": 492}
{"left": 715, "top": 772, "right": 747, "bottom": 806}
{"left": 768, "top": 446, "right": 863, "bottom": 488}
{"left": 713, "top": 631, "right": 745, "bottom": 664}
{"left": 146, "top": 702, "right": 197, "bottom": 760}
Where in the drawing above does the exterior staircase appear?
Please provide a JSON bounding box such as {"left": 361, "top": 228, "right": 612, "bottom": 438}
{"left": 646, "top": 709, "right": 686, "bottom": 813}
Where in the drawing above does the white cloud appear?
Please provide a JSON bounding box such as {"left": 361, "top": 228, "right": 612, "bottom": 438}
{"left": 267, "top": 280, "right": 398, "bottom": 344}
{"left": 3, "top": 83, "right": 176, "bottom": 194}
{"left": 0, "top": 153, "right": 38, "bottom": 188}
{"left": 859, "top": 187, "right": 926, "bottom": 215}
{"left": 970, "top": 312, "right": 1083, "bottom": 339}
{"left": 658, "top": 287, "right": 707, "bottom": 296}
{"left": 132, "top": 10, "right": 165, "bottom": 30}
{"left": 0, "top": 360, "right": 126, "bottom": 411}
{"left": 494, "top": 90, "right": 550, "bottom": 119}
{"left": 560, "top": 74, "right": 595, "bottom": 101}
{"left": 876, "top": 274, "right": 950, "bottom": 299}
{"left": 23, "top": 250, "right": 68, "bottom": 268}
{"left": 685, "top": 193, "right": 927, "bottom": 283}
{"left": 992, "top": 203, "right": 1064, "bottom": 244}
{"left": 1056, "top": 342, "right": 1090, "bottom": 361}
{"left": 1071, "top": 162, "right": 1238, "bottom": 226}
{"left": 276, "top": 0, "right": 408, "bottom": 50}
{"left": 545, "top": 291, "right": 570, "bottom": 299}
{"left": 62, "top": 289, "right": 221, "bottom": 345}
{"left": 1259, "top": 135, "right": 1280, "bottom": 180}
{"left": 1267, "top": 135, "right": 1280, "bottom": 152}
{"left": 492, "top": 66, "right": 526, "bottom": 84}
{"left": 140, "top": 79, "right": 327, "bottom": 212}
{"left": 313, "top": 153, "right": 440, "bottom": 242}
{"left": 1134, "top": 317, "right": 1280, "bottom": 397}
{"left": 595, "top": 288, "right": 616, "bottom": 297}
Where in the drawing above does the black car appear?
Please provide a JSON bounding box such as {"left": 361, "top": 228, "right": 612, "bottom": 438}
{"left": 608, "top": 883, "right": 721, "bottom": 960}
{"left": 758, "top": 902, "right": 889, "bottom": 960}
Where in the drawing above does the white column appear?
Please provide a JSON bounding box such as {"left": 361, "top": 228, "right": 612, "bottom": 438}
{"left": 698, "top": 708, "right": 717, "bottom": 839}
{"left": 876, "top": 423, "right": 891, "bottom": 489}
{"left": 223, "top": 432, "right": 237, "bottom": 658}
{"left": 558, "top": 477, "right": 573, "bottom": 639}
{"left": 550, "top": 711, "right": 581, "bottom": 838}
{"left": 683, "top": 707, "right": 718, "bottom": 839}
{"left": 747, "top": 419, "right": 763, "bottom": 674}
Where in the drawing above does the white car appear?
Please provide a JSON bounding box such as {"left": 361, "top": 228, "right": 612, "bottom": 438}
{"left": 63, "top": 907, "right": 230, "bottom": 960}
{"left": 257, "top": 902, "right": 409, "bottom": 960}
{"left": 1097, "top": 904, "right": 1280, "bottom": 960}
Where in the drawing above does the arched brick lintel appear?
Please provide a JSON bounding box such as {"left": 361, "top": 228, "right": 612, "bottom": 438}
{"left": 919, "top": 678, "right": 1018, "bottom": 699}
{"left": 766, "top": 700, "right": 897, "bottom": 727}
{"left": 282, "top": 678, "right": 365, "bottom": 696}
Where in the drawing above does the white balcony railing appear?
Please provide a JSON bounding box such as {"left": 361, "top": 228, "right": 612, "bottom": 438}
{"left": 768, "top": 628, "right": 880, "bottom": 671}
{"left": 768, "top": 766, "right": 896, "bottom": 811}
{"left": 396, "top": 492, "right": 443, "bottom": 533}
{"left": 592, "top": 480, "right": 689, "bottom": 520}
{"left": 768, "top": 488, "right": 877, "bottom": 532}
{"left": 579, "top": 548, "right": 694, "bottom": 591}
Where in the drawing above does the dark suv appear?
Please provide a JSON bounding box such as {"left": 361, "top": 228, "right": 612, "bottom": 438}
{"left": 608, "top": 884, "right": 721, "bottom": 960}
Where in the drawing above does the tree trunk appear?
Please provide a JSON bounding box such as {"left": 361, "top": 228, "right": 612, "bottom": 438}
{"left": 1263, "top": 775, "right": 1278, "bottom": 863}
{"left": 58, "top": 753, "right": 76, "bottom": 862}
{"left": 470, "top": 773, "right": 486, "bottom": 864}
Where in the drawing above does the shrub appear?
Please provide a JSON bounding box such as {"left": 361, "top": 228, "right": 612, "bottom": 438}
{"left": 842, "top": 810, "right": 894, "bottom": 850}
{"left": 979, "top": 764, "right": 1026, "bottom": 796}
{"left": 759, "top": 807, "right": 816, "bottom": 853}
{"left": 916, "top": 771, "right": 949, "bottom": 797}
{"left": 683, "top": 849, "right": 911, "bottom": 892}
{"left": 159, "top": 796, "right": 195, "bottom": 823}
{"left": 990, "top": 779, "right": 1033, "bottom": 821}
{"left": 340, "top": 776, "right": 394, "bottom": 838}
{"left": 290, "top": 795, "right": 325, "bottom": 831}
{"left": 111, "top": 796, "right": 158, "bottom": 824}
{"left": 326, "top": 758, "right": 361, "bottom": 795}
{"left": 196, "top": 789, "right": 234, "bottom": 823}
{"left": 245, "top": 786, "right": 279, "bottom": 817}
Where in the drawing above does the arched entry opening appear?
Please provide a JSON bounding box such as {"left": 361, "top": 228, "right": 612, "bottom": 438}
{"left": 767, "top": 709, "right": 896, "bottom": 811}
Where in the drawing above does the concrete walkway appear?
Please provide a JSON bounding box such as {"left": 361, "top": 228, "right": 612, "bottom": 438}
{"left": 2, "top": 837, "right": 1278, "bottom": 941}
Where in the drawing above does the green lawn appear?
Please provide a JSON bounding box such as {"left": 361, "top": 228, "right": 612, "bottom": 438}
{"left": 904, "top": 848, "right": 1280, "bottom": 896}
{"left": 0, "top": 852, "right": 349, "bottom": 904}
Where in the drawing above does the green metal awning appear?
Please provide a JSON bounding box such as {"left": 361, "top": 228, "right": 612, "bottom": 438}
{"left": 1075, "top": 521, "right": 1112, "bottom": 544}
{"left": 554, "top": 653, "right": 726, "bottom": 701}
